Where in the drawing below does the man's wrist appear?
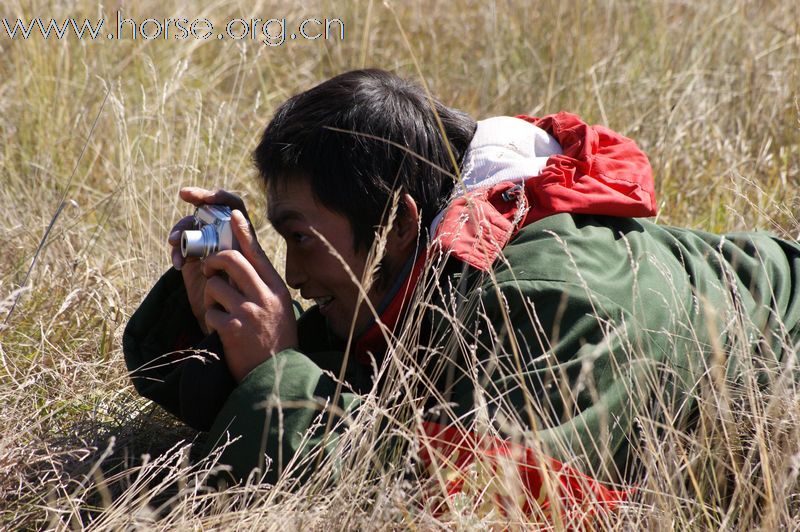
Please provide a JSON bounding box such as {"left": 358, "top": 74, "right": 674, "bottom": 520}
{"left": 231, "top": 346, "right": 300, "bottom": 383}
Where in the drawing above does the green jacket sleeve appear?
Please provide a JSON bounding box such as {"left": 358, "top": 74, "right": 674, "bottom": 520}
{"left": 124, "top": 269, "right": 369, "bottom": 483}
{"left": 123, "top": 268, "right": 236, "bottom": 431}
{"left": 203, "top": 348, "right": 366, "bottom": 483}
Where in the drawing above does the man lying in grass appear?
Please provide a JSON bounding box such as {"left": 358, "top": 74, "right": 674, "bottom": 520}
{"left": 124, "top": 69, "right": 800, "bottom": 517}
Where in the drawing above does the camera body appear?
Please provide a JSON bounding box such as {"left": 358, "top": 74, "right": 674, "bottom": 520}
{"left": 181, "top": 205, "right": 239, "bottom": 258}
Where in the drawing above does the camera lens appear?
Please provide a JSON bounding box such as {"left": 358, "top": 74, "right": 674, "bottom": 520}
{"left": 181, "top": 225, "right": 218, "bottom": 258}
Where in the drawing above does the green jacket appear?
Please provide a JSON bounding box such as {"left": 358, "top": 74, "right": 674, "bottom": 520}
{"left": 123, "top": 212, "right": 800, "bottom": 483}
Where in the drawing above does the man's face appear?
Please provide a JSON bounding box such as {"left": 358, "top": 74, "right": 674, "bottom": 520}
{"left": 267, "top": 178, "right": 389, "bottom": 339}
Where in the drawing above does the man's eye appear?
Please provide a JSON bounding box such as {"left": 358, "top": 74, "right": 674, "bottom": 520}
{"left": 291, "top": 232, "right": 309, "bottom": 244}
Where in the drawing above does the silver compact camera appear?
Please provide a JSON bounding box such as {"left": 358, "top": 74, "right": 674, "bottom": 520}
{"left": 181, "top": 205, "right": 239, "bottom": 258}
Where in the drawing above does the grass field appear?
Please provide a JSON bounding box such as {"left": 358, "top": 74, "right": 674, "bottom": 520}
{"left": 1, "top": 0, "right": 799, "bottom": 529}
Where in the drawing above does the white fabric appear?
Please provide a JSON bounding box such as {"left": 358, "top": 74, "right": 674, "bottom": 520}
{"left": 430, "top": 116, "right": 563, "bottom": 235}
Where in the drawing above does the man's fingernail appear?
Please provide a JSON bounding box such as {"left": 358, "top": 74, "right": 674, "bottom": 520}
{"left": 172, "top": 255, "right": 183, "bottom": 271}
{"left": 233, "top": 210, "right": 248, "bottom": 227}
{"left": 169, "top": 230, "right": 180, "bottom": 242}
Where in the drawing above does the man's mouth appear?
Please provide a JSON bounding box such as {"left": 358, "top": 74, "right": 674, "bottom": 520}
{"left": 314, "top": 296, "right": 334, "bottom": 310}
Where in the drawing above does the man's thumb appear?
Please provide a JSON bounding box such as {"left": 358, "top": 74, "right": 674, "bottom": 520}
{"left": 230, "top": 208, "right": 283, "bottom": 287}
{"left": 231, "top": 209, "right": 256, "bottom": 254}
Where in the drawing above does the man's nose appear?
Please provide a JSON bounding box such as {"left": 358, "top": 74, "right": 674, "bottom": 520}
{"left": 284, "top": 249, "right": 307, "bottom": 290}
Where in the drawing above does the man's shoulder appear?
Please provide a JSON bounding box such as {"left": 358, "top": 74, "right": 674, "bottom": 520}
{"left": 430, "top": 213, "right": 645, "bottom": 304}
{"left": 491, "top": 213, "right": 659, "bottom": 284}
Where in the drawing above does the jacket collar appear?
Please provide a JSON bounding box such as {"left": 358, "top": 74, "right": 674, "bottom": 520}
{"left": 353, "top": 251, "right": 428, "bottom": 364}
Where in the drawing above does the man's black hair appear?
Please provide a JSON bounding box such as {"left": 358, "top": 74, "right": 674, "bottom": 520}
{"left": 253, "top": 68, "right": 477, "bottom": 251}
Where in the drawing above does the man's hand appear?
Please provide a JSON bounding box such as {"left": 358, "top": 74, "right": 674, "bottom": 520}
{"left": 202, "top": 210, "right": 298, "bottom": 382}
{"left": 168, "top": 187, "right": 250, "bottom": 335}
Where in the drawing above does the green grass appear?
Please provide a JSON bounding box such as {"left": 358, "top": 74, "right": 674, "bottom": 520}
{"left": 1, "top": 0, "right": 799, "bottom": 528}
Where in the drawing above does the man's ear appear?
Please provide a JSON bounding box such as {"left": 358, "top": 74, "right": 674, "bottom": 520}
{"left": 388, "top": 193, "right": 420, "bottom": 254}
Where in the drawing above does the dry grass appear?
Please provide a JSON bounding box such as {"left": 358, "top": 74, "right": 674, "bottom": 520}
{"left": 1, "top": 0, "right": 799, "bottom": 529}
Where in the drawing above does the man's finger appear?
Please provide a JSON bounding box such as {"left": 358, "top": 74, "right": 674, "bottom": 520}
{"left": 168, "top": 215, "right": 197, "bottom": 245}
{"left": 202, "top": 251, "right": 264, "bottom": 302}
{"left": 179, "top": 186, "right": 216, "bottom": 207}
{"left": 209, "top": 190, "right": 247, "bottom": 215}
{"left": 230, "top": 209, "right": 285, "bottom": 290}
{"left": 231, "top": 208, "right": 260, "bottom": 249}
{"left": 204, "top": 307, "right": 230, "bottom": 334}
{"left": 204, "top": 274, "right": 245, "bottom": 312}
{"left": 179, "top": 186, "right": 247, "bottom": 217}
{"left": 171, "top": 246, "right": 184, "bottom": 270}
{"left": 205, "top": 307, "right": 243, "bottom": 335}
